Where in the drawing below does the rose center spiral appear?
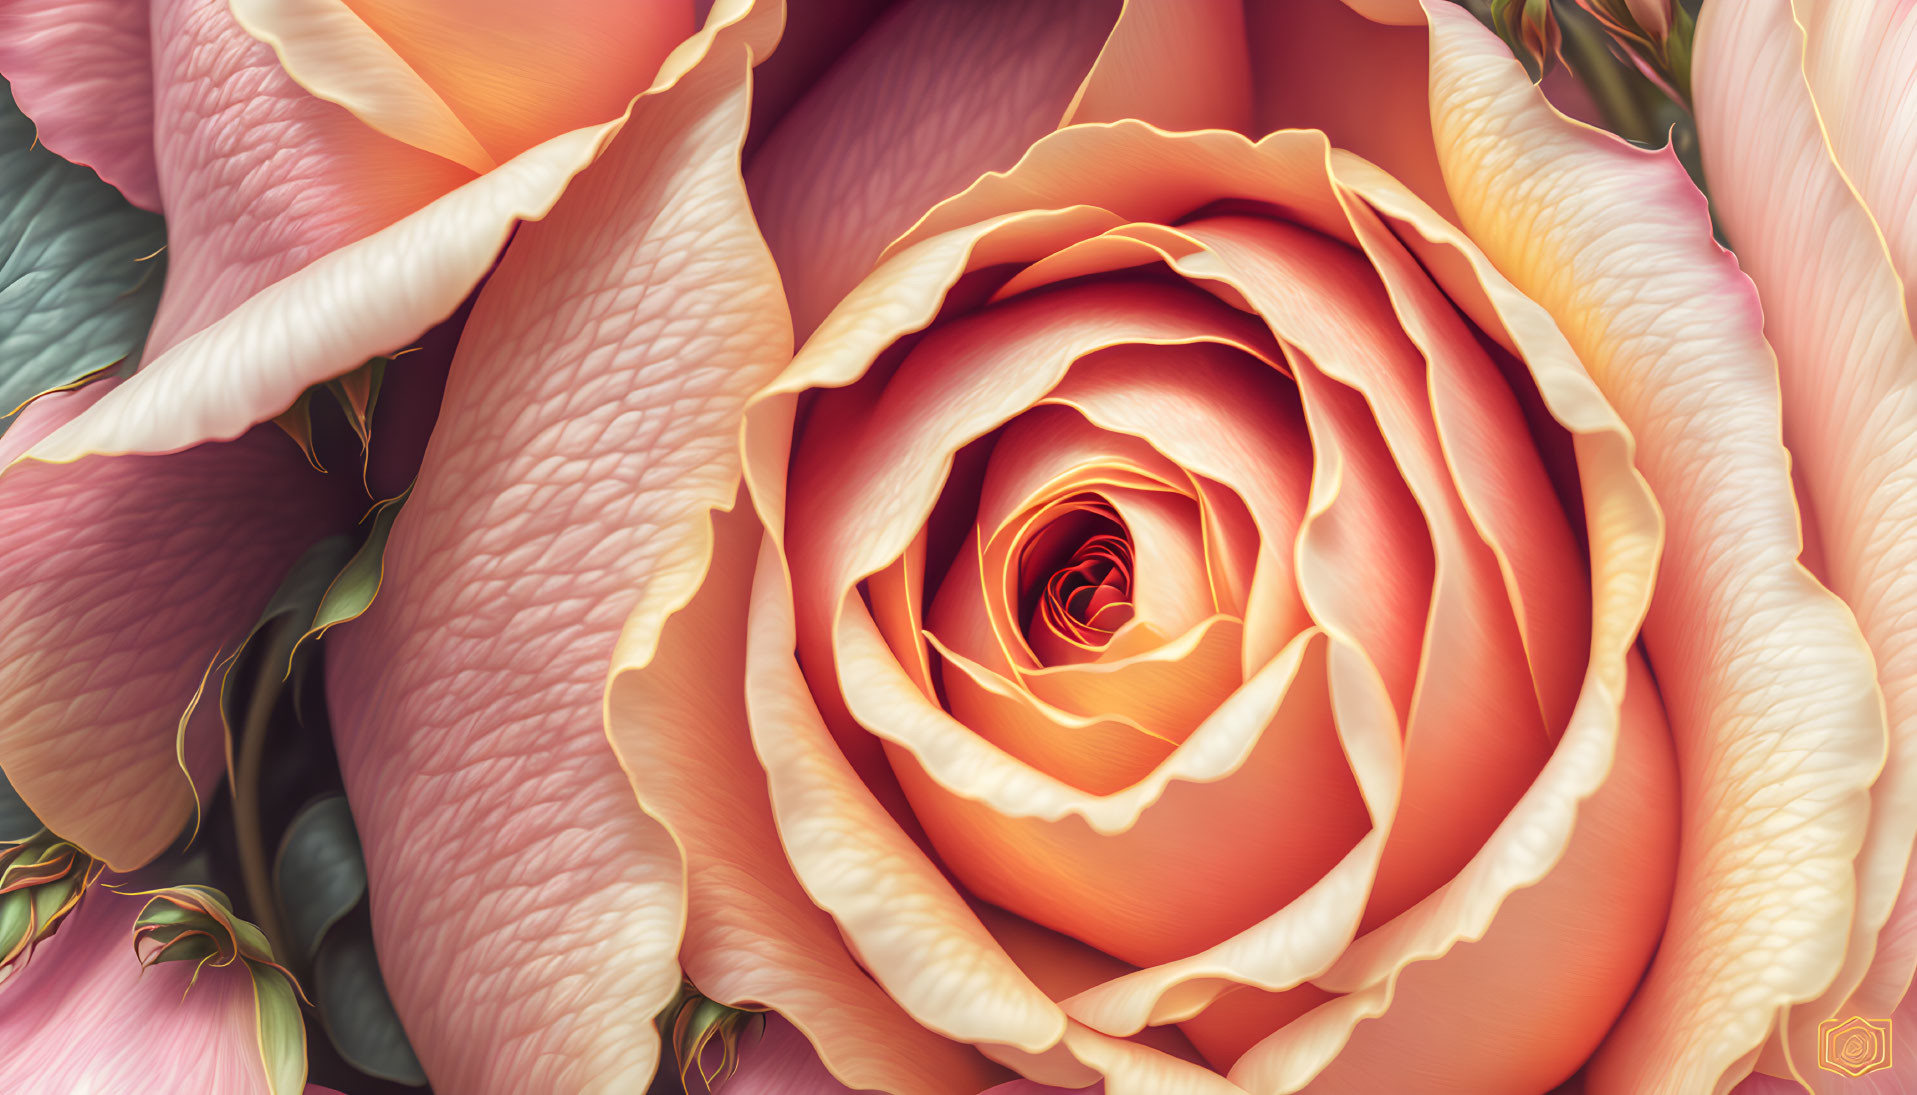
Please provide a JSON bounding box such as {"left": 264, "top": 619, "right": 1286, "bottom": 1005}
{"left": 1016, "top": 497, "right": 1135, "bottom": 657}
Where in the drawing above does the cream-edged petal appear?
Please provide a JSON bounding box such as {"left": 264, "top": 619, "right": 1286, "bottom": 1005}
{"left": 319, "top": 11, "right": 787, "bottom": 1092}
{"left": 13, "top": 0, "right": 766, "bottom": 466}
{"left": 1426, "top": 5, "right": 1886, "bottom": 1091}
{"left": 1794, "top": 0, "right": 1917, "bottom": 323}
{"left": 1233, "top": 655, "right": 1676, "bottom": 1094}
{"left": 1696, "top": 0, "right": 1917, "bottom": 1050}
{"left": 610, "top": 501, "right": 997, "bottom": 1095}
{"left": 744, "top": 539, "right": 1070, "bottom": 1056}
{"left": 229, "top": 0, "right": 496, "bottom": 173}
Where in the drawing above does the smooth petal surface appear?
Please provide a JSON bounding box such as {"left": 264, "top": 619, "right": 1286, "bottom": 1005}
{"left": 1066, "top": 0, "right": 1251, "bottom": 133}
{"left": 1427, "top": 5, "right": 1887, "bottom": 1091}
{"left": 715, "top": 1015, "right": 874, "bottom": 1095}
{"left": 745, "top": 0, "right": 1120, "bottom": 338}
{"left": 0, "top": 0, "right": 159, "bottom": 210}
{"left": 1695, "top": 0, "right": 1917, "bottom": 1049}
{"left": 322, "top": 7, "right": 787, "bottom": 1091}
{"left": 0, "top": 384, "right": 353, "bottom": 869}
{"left": 0, "top": 887, "right": 288, "bottom": 1093}
{"left": 1246, "top": 0, "right": 1454, "bottom": 221}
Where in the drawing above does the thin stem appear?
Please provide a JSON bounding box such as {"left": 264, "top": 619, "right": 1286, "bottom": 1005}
{"left": 232, "top": 618, "right": 295, "bottom": 970}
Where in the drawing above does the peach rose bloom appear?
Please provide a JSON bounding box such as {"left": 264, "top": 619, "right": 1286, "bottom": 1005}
{"left": 0, "top": 0, "right": 1912, "bottom": 1093}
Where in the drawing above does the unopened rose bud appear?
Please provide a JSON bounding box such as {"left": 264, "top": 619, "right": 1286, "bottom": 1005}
{"left": 1493, "top": 0, "right": 1563, "bottom": 78}
{"left": 0, "top": 831, "right": 101, "bottom": 971}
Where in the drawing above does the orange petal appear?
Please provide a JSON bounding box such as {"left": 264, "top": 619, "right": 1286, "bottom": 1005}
{"left": 338, "top": 0, "right": 693, "bottom": 164}
{"left": 1246, "top": 0, "right": 1455, "bottom": 221}
{"left": 1233, "top": 654, "right": 1677, "bottom": 1093}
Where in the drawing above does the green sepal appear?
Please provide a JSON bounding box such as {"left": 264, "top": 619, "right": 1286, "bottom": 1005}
{"left": 272, "top": 795, "right": 367, "bottom": 962}
{"left": 0, "top": 76, "right": 166, "bottom": 437}
{"left": 251, "top": 960, "right": 310, "bottom": 1095}
{"left": 301, "top": 486, "right": 411, "bottom": 647}
{"left": 0, "top": 831, "right": 101, "bottom": 969}
{"left": 664, "top": 984, "right": 766, "bottom": 1089}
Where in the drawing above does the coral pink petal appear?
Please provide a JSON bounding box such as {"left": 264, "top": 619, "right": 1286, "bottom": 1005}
{"left": 0, "top": 0, "right": 159, "bottom": 209}
{"left": 1066, "top": 0, "right": 1252, "bottom": 132}
{"left": 714, "top": 1015, "right": 873, "bottom": 1095}
{"left": 321, "top": 19, "right": 787, "bottom": 1094}
{"left": 0, "top": 383, "right": 354, "bottom": 870}
{"left": 1425, "top": 4, "right": 1889, "bottom": 1090}
{"left": 1247, "top": 0, "right": 1455, "bottom": 221}
{"left": 1233, "top": 654, "right": 1677, "bottom": 1093}
{"left": 745, "top": 0, "right": 1120, "bottom": 338}
{"left": 609, "top": 502, "right": 998, "bottom": 1095}
{"left": 1696, "top": 0, "right": 1917, "bottom": 1041}
{"left": 0, "top": 887, "right": 288, "bottom": 1093}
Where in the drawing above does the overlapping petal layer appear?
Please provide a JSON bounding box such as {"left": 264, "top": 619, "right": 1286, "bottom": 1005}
{"left": 0, "top": 0, "right": 159, "bottom": 209}
{"left": 0, "top": 385, "right": 354, "bottom": 869}
{"left": 1695, "top": 0, "right": 1917, "bottom": 1065}
{"left": 320, "top": 5, "right": 788, "bottom": 1092}
{"left": 610, "top": 97, "right": 1668, "bottom": 1088}
{"left": 1426, "top": 4, "right": 1889, "bottom": 1091}
{"left": 12, "top": 0, "right": 710, "bottom": 468}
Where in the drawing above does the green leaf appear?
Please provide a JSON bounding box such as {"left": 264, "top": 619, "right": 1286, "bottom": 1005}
{"left": 272, "top": 795, "right": 367, "bottom": 961}
{"left": 314, "top": 925, "right": 427, "bottom": 1086}
{"left": 0, "top": 768, "right": 42, "bottom": 842}
{"left": 250, "top": 962, "right": 310, "bottom": 1095}
{"left": 0, "top": 76, "right": 166, "bottom": 435}
{"left": 305, "top": 487, "right": 410, "bottom": 643}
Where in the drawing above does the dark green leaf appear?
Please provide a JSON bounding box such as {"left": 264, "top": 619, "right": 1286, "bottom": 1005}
{"left": 0, "top": 76, "right": 165, "bottom": 434}
{"left": 315, "top": 926, "right": 427, "bottom": 1086}
{"left": 273, "top": 795, "right": 367, "bottom": 961}
{"left": 0, "top": 767, "right": 42, "bottom": 842}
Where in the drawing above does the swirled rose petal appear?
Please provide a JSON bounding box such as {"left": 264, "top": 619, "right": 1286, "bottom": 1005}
{"left": 745, "top": 0, "right": 1121, "bottom": 337}
{"left": 1425, "top": 4, "right": 1888, "bottom": 1091}
{"left": 1187, "top": 214, "right": 1553, "bottom": 928}
{"left": 609, "top": 500, "right": 997, "bottom": 1095}
{"left": 0, "top": 887, "right": 300, "bottom": 1093}
{"left": 0, "top": 0, "right": 159, "bottom": 210}
{"left": 1696, "top": 0, "right": 1917, "bottom": 1053}
{"left": 320, "top": 8, "right": 786, "bottom": 1091}
{"left": 0, "top": 383, "right": 354, "bottom": 870}
{"left": 1232, "top": 655, "right": 1676, "bottom": 1093}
